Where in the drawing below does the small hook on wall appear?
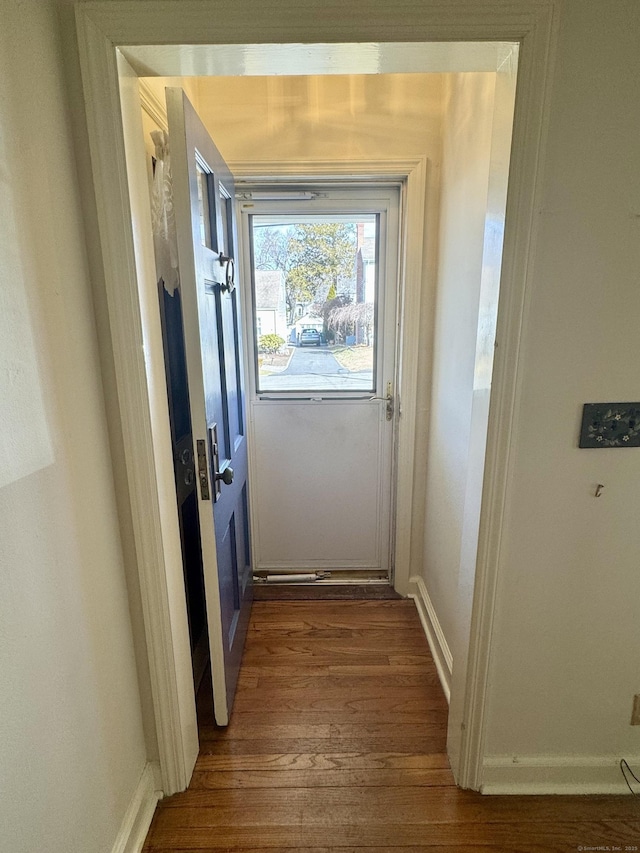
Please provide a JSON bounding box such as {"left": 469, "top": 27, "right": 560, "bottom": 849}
{"left": 594, "top": 483, "right": 604, "bottom": 498}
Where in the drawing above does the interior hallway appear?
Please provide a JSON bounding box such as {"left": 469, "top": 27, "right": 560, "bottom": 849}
{"left": 142, "top": 599, "right": 640, "bottom": 851}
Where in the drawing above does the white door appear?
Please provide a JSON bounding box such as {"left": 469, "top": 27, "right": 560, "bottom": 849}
{"left": 167, "top": 88, "right": 252, "bottom": 725}
{"left": 239, "top": 188, "right": 400, "bottom": 579}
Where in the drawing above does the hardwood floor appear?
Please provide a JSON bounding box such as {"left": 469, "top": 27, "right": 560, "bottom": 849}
{"left": 142, "top": 600, "right": 640, "bottom": 852}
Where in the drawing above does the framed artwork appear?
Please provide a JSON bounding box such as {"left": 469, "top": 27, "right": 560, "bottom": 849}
{"left": 579, "top": 403, "right": 640, "bottom": 448}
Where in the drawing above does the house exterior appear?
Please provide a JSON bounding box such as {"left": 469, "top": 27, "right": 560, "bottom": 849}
{"left": 254, "top": 270, "right": 288, "bottom": 342}
{"left": 1, "top": 2, "right": 639, "bottom": 851}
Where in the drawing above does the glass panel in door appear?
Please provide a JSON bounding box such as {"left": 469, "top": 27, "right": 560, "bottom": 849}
{"left": 250, "top": 215, "right": 378, "bottom": 393}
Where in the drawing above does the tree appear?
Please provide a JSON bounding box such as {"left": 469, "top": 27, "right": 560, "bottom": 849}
{"left": 253, "top": 221, "right": 357, "bottom": 324}
{"left": 328, "top": 301, "right": 375, "bottom": 345}
{"left": 253, "top": 226, "right": 291, "bottom": 273}
{"left": 285, "top": 223, "right": 357, "bottom": 322}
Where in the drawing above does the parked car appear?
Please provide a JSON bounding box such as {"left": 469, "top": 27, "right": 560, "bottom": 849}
{"left": 298, "top": 328, "right": 321, "bottom": 347}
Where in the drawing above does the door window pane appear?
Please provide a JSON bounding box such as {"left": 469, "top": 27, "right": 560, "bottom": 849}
{"left": 251, "top": 215, "right": 378, "bottom": 393}
{"left": 219, "top": 185, "right": 232, "bottom": 256}
{"left": 196, "top": 164, "right": 213, "bottom": 248}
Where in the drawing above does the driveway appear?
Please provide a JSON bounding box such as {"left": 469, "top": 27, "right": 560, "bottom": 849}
{"left": 259, "top": 345, "right": 372, "bottom": 392}
{"left": 283, "top": 345, "right": 342, "bottom": 376}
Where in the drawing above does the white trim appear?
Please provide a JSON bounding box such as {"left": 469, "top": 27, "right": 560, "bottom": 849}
{"left": 409, "top": 575, "right": 453, "bottom": 704}
{"left": 111, "top": 763, "right": 161, "bottom": 853}
{"left": 455, "top": 3, "right": 559, "bottom": 791}
{"left": 138, "top": 79, "right": 168, "bottom": 131}
{"left": 74, "top": 0, "right": 557, "bottom": 797}
{"left": 481, "top": 755, "right": 640, "bottom": 795}
{"left": 78, "top": 20, "right": 188, "bottom": 794}
{"left": 75, "top": 24, "right": 197, "bottom": 795}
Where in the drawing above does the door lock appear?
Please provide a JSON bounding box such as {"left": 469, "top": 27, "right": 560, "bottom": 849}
{"left": 370, "top": 381, "right": 395, "bottom": 421}
{"left": 385, "top": 381, "right": 394, "bottom": 421}
{"left": 196, "top": 439, "right": 211, "bottom": 501}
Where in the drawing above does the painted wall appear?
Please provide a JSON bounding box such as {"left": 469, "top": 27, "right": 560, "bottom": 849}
{"left": 192, "top": 73, "right": 444, "bottom": 163}
{"left": 0, "top": 2, "right": 148, "bottom": 851}
{"left": 482, "top": 0, "right": 640, "bottom": 786}
{"left": 420, "top": 73, "right": 497, "bottom": 651}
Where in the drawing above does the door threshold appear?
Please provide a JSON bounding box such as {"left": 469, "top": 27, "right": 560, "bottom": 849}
{"left": 253, "top": 579, "right": 400, "bottom": 601}
{"left": 253, "top": 570, "right": 389, "bottom": 585}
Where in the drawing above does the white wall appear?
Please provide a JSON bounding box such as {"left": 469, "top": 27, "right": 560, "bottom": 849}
{"left": 482, "top": 0, "right": 640, "bottom": 789}
{"left": 193, "top": 73, "right": 444, "bottom": 163}
{"left": 420, "top": 73, "right": 497, "bottom": 653}
{"left": 0, "top": 2, "right": 149, "bottom": 850}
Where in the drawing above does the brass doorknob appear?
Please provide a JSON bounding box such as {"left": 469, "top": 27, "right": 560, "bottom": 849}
{"left": 216, "top": 466, "right": 234, "bottom": 486}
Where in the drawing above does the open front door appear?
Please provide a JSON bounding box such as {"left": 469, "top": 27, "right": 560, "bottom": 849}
{"left": 167, "top": 88, "right": 252, "bottom": 725}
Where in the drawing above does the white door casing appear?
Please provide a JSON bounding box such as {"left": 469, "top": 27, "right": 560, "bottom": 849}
{"left": 76, "top": 1, "right": 557, "bottom": 795}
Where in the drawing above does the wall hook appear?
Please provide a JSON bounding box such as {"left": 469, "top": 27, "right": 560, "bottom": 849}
{"left": 594, "top": 483, "right": 604, "bottom": 498}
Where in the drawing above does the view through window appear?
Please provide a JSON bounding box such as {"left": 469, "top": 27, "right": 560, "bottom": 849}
{"left": 250, "top": 214, "right": 378, "bottom": 393}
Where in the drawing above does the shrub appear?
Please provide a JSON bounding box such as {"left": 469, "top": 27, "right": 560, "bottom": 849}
{"left": 258, "top": 333, "right": 286, "bottom": 355}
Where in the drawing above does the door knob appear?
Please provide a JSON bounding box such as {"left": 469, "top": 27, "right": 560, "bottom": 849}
{"left": 216, "top": 466, "right": 234, "bottom": 486}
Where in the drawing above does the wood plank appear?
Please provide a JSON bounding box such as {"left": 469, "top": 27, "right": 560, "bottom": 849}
{"left": 198, "top": 723, "right": 334, "bottom": 741}
{"left": 187, "top": 767, "right": 457, "bottom": 789}
{"left": 197, "top": 719, "right": 446, "bottom": 742}
{"left": 238, "top": 662, "right": 439, "bottom": 677}
{"left": 248, "top": 600, "right": 419, "bottom": 626}
{"left": 252, "top": 584, "right": 402, "bottom": 601}
{"left": 250, "top": 672, "right": 444, "bottom": 690}
{"left": 145, "top": 819, "right": 640, "bottom": 850}
{"left": 240, "top": 651, "right": 395, "bottom": 667}
{"left": 145, "top": 844, "right": 629, "bottom": 853}
{"left": 193, "top": 752, "right": 453, "bottom": 772}
{"left": 247, "top": 614, "right": 424, "bottom": 630}
{"left": 230, "top": 685, "right": 448, "bottom": 713}
{"left": 196, "top": 736, "right": 448, "bottom": 756}
{"left": 208, "top": 705, "right": 448, "bottom": 724}
{"left": 247, "top": 626, "right": 430, "bottom": 641}
{"left": 149, "top": 788, "right": 640, "bottom": 825}
{"left": 242, "top": 638, "right": 431, "bottom": 657}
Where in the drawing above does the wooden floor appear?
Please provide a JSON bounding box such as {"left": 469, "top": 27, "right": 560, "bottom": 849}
{"left": 143, "top": 600, "right": 640, "bottom": 852}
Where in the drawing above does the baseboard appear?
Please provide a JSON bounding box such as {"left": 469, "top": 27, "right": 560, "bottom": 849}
{"left": 408, "top": 575, "right": 453, "bottom": 704}
{"left": 481, "top": 754, "right": 640, "bottom": 794}
{"left": 111, "top": 762, "right": 161, "bottom": 853}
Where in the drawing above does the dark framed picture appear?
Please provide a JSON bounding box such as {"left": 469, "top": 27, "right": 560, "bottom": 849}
{"left": 579, "top": 403, "right": 640, "bottom": 448}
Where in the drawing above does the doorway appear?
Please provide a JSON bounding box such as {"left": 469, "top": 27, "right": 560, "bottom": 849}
{"left": 133, "top": 57, "right": 517, "bottom": 783}
{"left": 77, "top": 3, "right": 556, "bottom": 795}
{"left": 239, "top": 187, "right": 400, "bottom": 583}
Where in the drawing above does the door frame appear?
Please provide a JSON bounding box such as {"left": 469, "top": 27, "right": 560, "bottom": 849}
{"left": 233, "top": 172, "right": 418, "bottom": 583}
{"left": 75, "top": 0, "right": 558, "bottom": 795}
